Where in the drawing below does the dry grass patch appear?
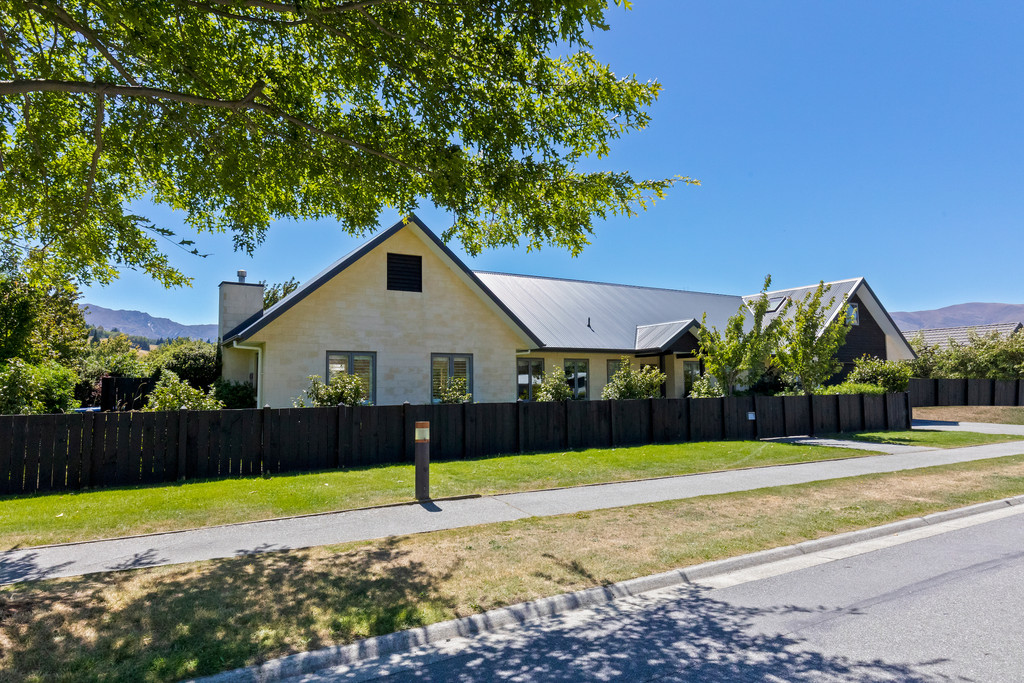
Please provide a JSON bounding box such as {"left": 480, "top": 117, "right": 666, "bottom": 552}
{"left": 4, "top": 455, "right": 1024, "bottom": 682}
{"left": 915, "top": 405, "right": 1024, "bottom": 426}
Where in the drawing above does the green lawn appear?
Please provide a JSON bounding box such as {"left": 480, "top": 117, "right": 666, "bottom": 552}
{"left": 832, "top": 429, "right": 1023, "bottom": 449}
{"left": 4, "top": 454, "right": 1024, "bottom": 682}
{"left": 1, "top": 440, "right": 878, "bottom": 549}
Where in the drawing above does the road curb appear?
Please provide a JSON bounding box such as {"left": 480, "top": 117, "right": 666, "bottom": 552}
{"left": 189, "top": 494, "right": 1024, "bottom": 683}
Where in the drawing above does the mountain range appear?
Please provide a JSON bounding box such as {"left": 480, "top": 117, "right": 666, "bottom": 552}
{"left": 891, "top": 303, "right": 1024, "bottom": 332}
{"left": 81, "top": 304, "right": 217, "bottom": 341}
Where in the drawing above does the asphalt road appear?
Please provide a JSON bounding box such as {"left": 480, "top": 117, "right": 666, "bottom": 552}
{"left": 300, "top": 512, "right": 1024, "bottom": 682}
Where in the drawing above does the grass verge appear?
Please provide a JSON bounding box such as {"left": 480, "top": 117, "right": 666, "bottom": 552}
{"left": 914, "top": 405, "right": 1024, "bottom": 426}
{"left": 1, "top": 440, "right": 878, "bottom": 549}
{"left": 3, "top": 455, "right": 1024, "bottom": 682}
{"left": 830, "top": 429, "right": 1022, "bottom": 449}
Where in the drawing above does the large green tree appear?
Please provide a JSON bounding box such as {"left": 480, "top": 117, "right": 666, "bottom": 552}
{"left": 777, "top": 283, "right": 851, "bottom": 394}
{"left": 0, "top": 0, "right": 691, "bottom": 286}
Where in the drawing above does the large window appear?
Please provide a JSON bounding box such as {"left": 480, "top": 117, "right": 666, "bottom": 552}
{"left": 432, "top": 353, "right": 472, "bottom": 402}
{"left": 326, "top": 351, "right": 376, "bottom": 403}
{"left": 607, "top": 358, "right": 623, "bottom": 383}
{"left": 564, "top": 359, "right": 589, "bottom": 399}
{"left": 517, "top": 358, "right": 544, "bottom": 400}
{"left": 682, "top": 359, "right": 701, "bottom": 397}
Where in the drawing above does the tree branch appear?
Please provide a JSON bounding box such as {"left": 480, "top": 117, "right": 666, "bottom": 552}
{"left": 185, "top": 0, "right": 391, "bottom": 17}
{"left": 84, "top": 91, "right": 104, "bottom": 207}
{"left": 0, "top": 79, "right": 427, "bottom": 174}
{"left": 28, "top": 1, "right": 139, "bottom": 86}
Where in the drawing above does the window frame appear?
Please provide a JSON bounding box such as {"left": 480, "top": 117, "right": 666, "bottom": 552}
{"left": 564, "top": 358, "right": 589, "bottom": 400}
{"left": 325, "top": 350, "right": 377, "bottom": 404}
{"left": 431, "top": 353, "right": 474, "bottom": 402}
{"left": 606, "top": 358, "right": 623, "bottom": 383}
{"left": 517, "top": 357, "right": 544, "bottom": 401}
{"left": 847, "top": 302, "right": 860, "bottom": 326}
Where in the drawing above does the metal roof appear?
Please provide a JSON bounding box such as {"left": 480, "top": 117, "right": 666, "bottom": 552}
{"left": 635, "top": 320, "right": 698, "bottom": 352}
{"left": 741, "top": 279, "right": 861, "bottom": 327}
{"left": 474, "top": 272, "right": 744, "bottom": 351}
{"left": 909, "top": 322, "right": 1022, "bottom": 349}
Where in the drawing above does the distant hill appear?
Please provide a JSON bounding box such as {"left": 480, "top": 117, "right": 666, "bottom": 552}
{"left": 81, "top": 304, "right": 217, "bottom": 341}
{"left": 892, "top": 302, "right": 1024, "bottom": 332}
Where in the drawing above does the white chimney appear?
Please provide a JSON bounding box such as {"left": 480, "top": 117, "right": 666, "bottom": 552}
{"left": 218, "top": 274, "right": 264, "bottom": 340}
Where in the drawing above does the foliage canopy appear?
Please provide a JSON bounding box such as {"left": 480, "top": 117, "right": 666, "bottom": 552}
{"left": 0, "top": 0, "right": 691, "bottom": 286}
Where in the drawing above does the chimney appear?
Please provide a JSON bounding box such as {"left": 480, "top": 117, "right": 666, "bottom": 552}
{"left": 219, "top": 273, "right": 264, "bottom": 340}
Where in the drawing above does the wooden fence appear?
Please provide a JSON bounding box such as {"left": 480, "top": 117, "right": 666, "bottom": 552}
{"left": 908, "top": 378, "right": 1024, "bottom": 408}
{"left": 0, "top": 392, "right": 911, "bottom": 496}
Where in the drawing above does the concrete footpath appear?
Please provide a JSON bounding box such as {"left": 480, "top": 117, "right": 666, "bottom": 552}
{"left": 3, "top": 436, "right": 1024, "bottom": 585}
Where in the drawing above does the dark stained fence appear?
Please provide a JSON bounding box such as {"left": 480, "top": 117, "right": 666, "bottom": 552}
{"left": 908, "top": 378, "right": 1023, "bottom": 408}
{"left": 0, "top": 392, "right": 911, "bottom": 496}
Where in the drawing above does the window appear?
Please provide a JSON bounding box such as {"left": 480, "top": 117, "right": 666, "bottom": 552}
{"left": 387, "top": 253, "right": 422, "bottom": 292}
{"left": 564, "top": 359, "right": 589, "bottom": 399}
{"left": 682, "top": 359, "right": 701, "bottom": 397}
{"left": 326, "top": 351, "right": 376, "bottom": 403}
{"left": 432, "top": 353, "right": 472, "bottom": 402}
{"left": 847, "top": 303, "right": 860, "bottom": 326}
{"left": 607, "top": 358, "right": 623, "bottom": 382}
{"left": 517, "top": 358, "right": 544, "bottom": 400}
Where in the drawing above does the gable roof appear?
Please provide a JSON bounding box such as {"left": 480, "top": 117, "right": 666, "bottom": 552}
{"left": 223, "top": 215, "right": 542, "bottom": 347}
{"left": 910, "top": 322, "right": 1022, "bottom": 349}
{"left": 635, "top": 320, "right": 699, "bottom": 353}
{"left": 475, "top": 271, "right": 742, "bottom": 352}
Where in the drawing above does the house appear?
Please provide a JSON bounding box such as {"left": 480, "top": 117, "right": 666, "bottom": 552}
{"left": 219, "top": 216, "right": 915, "bottom": 407}
{"left": 905, "top": 322, "right": 1023, "bottom": 350}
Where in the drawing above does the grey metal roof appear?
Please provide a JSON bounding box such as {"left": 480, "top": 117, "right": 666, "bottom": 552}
{"left": 742, "top": 278, "right": 861, "bottom": 327}
{"left": 474, "top": 272, "right": 744, "bottom": 351}
{"left": 909, "top": 322, "right": 1022, "bottom": 349}
{"left": 635, "top": 320, "right": 697, "bottom": 352}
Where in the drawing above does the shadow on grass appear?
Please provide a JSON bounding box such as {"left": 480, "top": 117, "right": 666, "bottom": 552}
{"left": 0, "top": 539, "right": 459, "bottom": 681}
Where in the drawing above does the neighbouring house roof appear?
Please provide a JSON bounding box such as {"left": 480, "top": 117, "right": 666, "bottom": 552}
{"left": 475, "top": 271, "right": 741, "bottom": 352}
{"left": 908, "top": 322, "right": 1023, "bottom": 349}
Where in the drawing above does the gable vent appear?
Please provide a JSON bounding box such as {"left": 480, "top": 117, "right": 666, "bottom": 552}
{"left": 387, "top": 253, "right": 422, "bottom": 292}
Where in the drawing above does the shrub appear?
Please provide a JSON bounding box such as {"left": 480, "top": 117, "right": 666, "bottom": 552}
{"left": 534, "top": 365, "right": 574, "bottom": 402}
{"left": 78, "top": 333, "right": 147, "bottom": 386}
{"left": 816, "top": 382, "right": 887, "bottom": 395}
{"left": 213, "top": 378, "right": 257, "bottom": 409}
{"left": 146, "top": 338, "right": 220, "bottom": 390}
{"left": 434, "top": 375, "right": 471, "bottom": 404}
{"left": 601, "top": 356, "right": 666, "bottom": 400}
{"left": 847, "top": 355, "right": 912, "bottom": 393}
{"left": 144, "top": 370, "right": 224, "bottom": 411}
{"left": 294, "top": 372, "right": 370, "bottom": 407}
{"left": 689, "top": 374, "right": 723, "bottom": 398}
{"left": 0, "top": 359, "right": 80, "bottom": 414}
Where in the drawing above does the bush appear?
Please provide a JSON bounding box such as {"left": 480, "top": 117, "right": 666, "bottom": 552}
{"left": 144, "top": 370, "right": 224, "bottom": 411}
{"left": 815, "top": 382, "right": 887, "bottom": 395}
{"left": 601, "top": 356, "right": 666, "bottom": 400}
{"left": 434, "top": 375, "right": 471, "bottom": 404}
{"left": 78, "top": 333, "right": 147, "bottom": 387}
{"left": 847, "top": 355, "right": 912, "bottom": 393}
{"left": 0, "top": 358, "right": 80, "bottom": 414}
{"left": 147, "top": 338, "right": 221, "bottom": 390}
{"left": 213, "top": 378, "right": 257, "bottom": 409}
{"left": 534, "top": 365, "right": 574, "bottom": 402}
{"left": 689, "top": 374, "right": 723, "bottom": 398}
{"left": 294, "top": 372, "right": 370, "bottom": 407}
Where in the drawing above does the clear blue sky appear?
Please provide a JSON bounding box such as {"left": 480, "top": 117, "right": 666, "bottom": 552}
{"left": 83, "top": 0, "right": 1024, "bottom": 325}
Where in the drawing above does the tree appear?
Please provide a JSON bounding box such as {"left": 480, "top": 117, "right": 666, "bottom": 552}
{"left": 742, "top": 275, "right": 789, "bottom": 385}
{"left": 0, "top": 1, "right": 694, "bottom": 286}
{"left": 600, "top": 356, "right": 665, "bottom": 400}
{"left": 776, "top": 283, "right": 851, "bottom": 394}
{"left": 0, "top": 266, "right": 87, "bottom": 366}
{"left": 262, "top": 277, "right": 299, "bottom": 309}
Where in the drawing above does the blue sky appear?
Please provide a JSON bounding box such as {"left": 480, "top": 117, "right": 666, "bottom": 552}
{"left": 83, "top": 0, "right": 1024, "bottom": 325}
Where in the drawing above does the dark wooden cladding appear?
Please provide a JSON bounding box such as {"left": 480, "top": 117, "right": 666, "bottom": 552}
{"left": 967, "top": 379, "right": 994, "bottom": 406}
{"left": 937, "top": 379, "right": 968, "bottom": 407}
{"left": 1, "top": 392, "right": 912, "bottom": 496}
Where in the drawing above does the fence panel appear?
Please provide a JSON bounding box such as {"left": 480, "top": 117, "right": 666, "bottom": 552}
{"left": 994, "top": 380, "right": 1018, "bottom": 406}
{"left": 783, "top": 396, "right": 811, "bottom": 436}
{"left": 836, "top": 394, "right": 864, "bottom": 433}
{"left": 652, "top": 398, "right": 688, "bottom": 443}
{"left": 611, "top": 399, "right": 649, "bottom": 446}
{"left": 886, "top": 393, "right": 910, "bottom": 430}
{"left": 967, "top": 379, "right": 994, "bottom": 406}
{"left": 468, "top": 402, "right": 518, "bottom": 457}
{"left": 5, "top": 416, "right": 29, "bottom": 494}
{"left": 754, "top": 396, "right": 785, "bottom": 439}
{"left": 689, "top": 398, "right": 724, "bottom": 441}
{"left": 65, "top": 413, "right": 85, "bottom": 490}
{"left": 862, "top": 394, "right": 886, "bottom": 430}
{"left": 723, "top": 396, "right": 756, "bottom": 440}
{"left": 521, "top": 401, "right": 565, "bottom": 453}
{"left": 566, "top": 400, "right": 611, "bottom": 450}
{"left": 908, "top": 378, "right": 936, "bottom": 408}
{"left": 33, "top": 414, "right": 57, "bottom": 491}
{"left": 811, "top": 395, "right": 840, "bottom": 435}
{"left": 937, "top": 379, "right": 967, "bottom": 406}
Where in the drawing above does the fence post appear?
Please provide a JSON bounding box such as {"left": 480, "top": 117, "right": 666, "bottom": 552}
{"left": 177, "top": 407, "right": 188, "bottom": 480}
{"left": 904, "top": 392, "right": 912, "bottom": 429}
